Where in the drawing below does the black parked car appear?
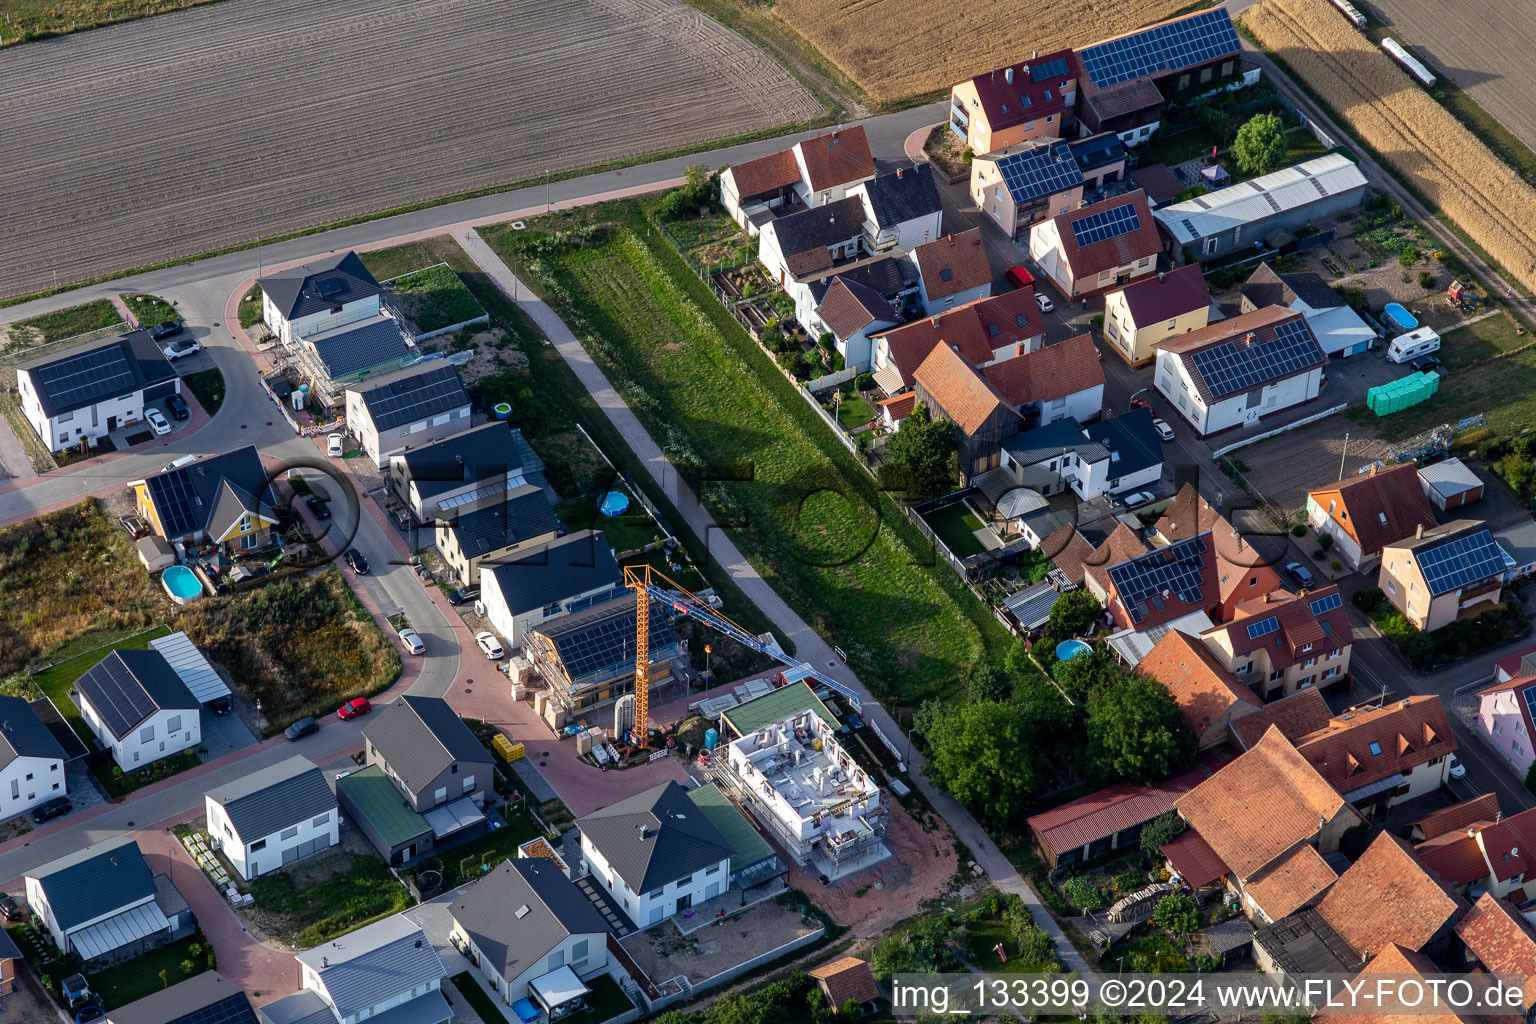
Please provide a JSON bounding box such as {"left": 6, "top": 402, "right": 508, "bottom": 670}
{"left": 147, "top": 320, "right": 184, "bottom": 341}
{"left": 31, "top": 796, "right": 71, "bottom": 824}
{"left": 305, "top": 495, "right": 332, "bottom": 521}
{"left": 1410, "top": 355, "right": 1442, "bottom": 374}
{"left": 344, "top": 548, "right": 369, "bottom": 575}
{"left": 284, "top": 717, "right": 319, "bottom": 741}
{"left": 446, "top": 585, "right": 478, "bottom": 606}
{"left": 0, "top": 894, "right": 22, "bottom": 922}
{"left": 1285, "top": 561, "right": 1316, "bottom": 587}
{"left": 165, "top": 393, "right": 189, "bottom": 420}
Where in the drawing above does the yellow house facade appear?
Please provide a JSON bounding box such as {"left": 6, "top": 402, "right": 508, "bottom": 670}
{"left": 131, "top": 446, "right": 278, "bottom": 553}
{"left": 1103, "top": 264, "right": 1212, "bottom": 367}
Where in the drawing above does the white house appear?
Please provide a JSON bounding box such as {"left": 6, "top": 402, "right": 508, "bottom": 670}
{"left": 73, "top": 649, "right": 200, "bottom": 772}
{"left": 719, "top": 124, "right": 875, "bottom": 234}
{"left": 577, "top": 781, "right": 734, "bottom": 928}
{"left": 257, "top": 251, "right": 383, "bottom": 347}
{"left": 909, "top": 228, "right": 993, "bottom": 313}
{"left": 996, "top": 408, "right": 1164, "bottom": 506}
{"left": 25, "top": 837, "right": 191, "bottom": 965}
{"left": 15, "top": 330, "right": 180, "bottom": 452}
{"left": 789, "top": 124, "right": 876, "bottom": 208}
{"left": 259, "top": 916, "right": 451, "bottom": 1024}
{"left": 344, "top": 360, "right": 471, "bottom": 468}
{"left": 1154, "top": 305, "right": 1326, "bottom": 437}
{"left": 1028, "top": 190, "right": 1161, "bottom": 299}
{"left": 389, "top": 422, "right": 545, "bottom": 524}
{"left": 848, "top": 164, "right": 943, "bottom": 256}
{"left": 809, "top": 277, "right": 901, "bottom": 372}
{"left": 756, "top": 196, "right": 865, "bottom": 288}
{"left": 449, "top": 858, "right": 611, "bottom": 1009}
{"left": 480, "top": 530, "right": 624, "bottom": 649}
{"left": 0, "top": 697, "right": 67, "bottom": 821}
{"left": 205, "top": 755, "right": 338, "bottom": 881}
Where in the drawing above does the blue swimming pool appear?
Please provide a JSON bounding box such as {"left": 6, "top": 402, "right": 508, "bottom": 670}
{"left": 161, "top": 565, "right": 203, "bottom": 604}
{"left": 1384, "top": 302, "right": 1418, "bottom": 332}
{"left": 600, "top": 491, "right": 630, "bottom": 517}
{"left": 1055, "top": 639, "right": 1091, "bottom": 661}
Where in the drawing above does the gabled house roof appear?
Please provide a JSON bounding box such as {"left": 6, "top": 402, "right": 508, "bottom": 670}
{"left": 977, "top": 140, "right": 1083, "bottom": 205}
{"left": 347, "top": 361, "right": 468, "bottom": 432}
{"left": 397, "top": 422, "right": 544, "bottom": 505}
{"left": 0, "top": 695, "right": 66, "bottom": 770}
{"left": 725, "top": 148, "right": 801, "bottom": 200}
{"left": 1455, "top": 892, "right": 1536, "bottom": 1007}
{"left": 1026, "top": 764, "right": 1212, "bottom": 859}
{"left": 363, "top": 696, "right": 488, "bottom": 797}
{"left": 1465, "top": 806, "right": 1536, "bottom": 883}
{"left": 1213, "top": 584, "right": 1352, "bottom": 680}
{"left": 303, "top": 315, "right": 411, "bottom": 379}
{"left": 768, "top": 196, "right": 867, "bottom": 278}
{"left": 1081, "top": 522, "right": 1152, "bottom": 594}
{"left": 1136, "top": 630, "right": 1260, "bottom": 743}
{"left": 959, "top": 49, "right": 1076, "bottom": 132}
{"left": 805, "top": 255, "right": 913, "bottom": 307}
{"left": 1159, "top": 829, "right": 1230, "bottom": 888}
{"left": 1045, "top": 524, "right": 1097, "bottom": 586}
{"left": 1074, "top": 7, "right": 1241, "bottom": 89}
{"left": 1156, "top": 305, "right": 1325, "bottom": 405}
{"left": 1048, "top": 190, "right": 1161, "bottom": 279}
{"left": 809, "top": 956, "right": 880, "bottom": 1008}
{"left": 983, "top": 333, "right": 1104, "bottom": 408}
{"left": 1287, "top": 695, "right": 1457, "bottom": 798}
{"left": 17, "top": 329, "right": 177, "bottom": 419}
{"left": 205, "top": 755, "right": 335, "bottom": 843}
{"left": 858, "top": 165, "right": 941, "bottom": 228}
{"left": 1128, "top": 164, "right": 1184, "bottom": 207}
{"left": 443, "top": 484, "right": 561, "bottom": 558}
{"left": 450, "top": 858, "right": 609, "bottom": 979}
{"left": 873, "top": 289, "right": 1040, "bottom": 388}
{"left": 1411, "top": 792, "right": 1501, "bottom": 842}
{"left": 1417, "top": 827, "right": 1494, "bottom": 889}
{"left": 1244, "top": 844, "right": 1337, "bottom": 921}
{"left": 1112, "top": 265, "right": 1211, "bottom": 326}
{"left": 913, "top": 344, "right": 1016, "bottom": 437}
{"left": 1383, "top": 519, "right": 1506, "bottom": 597}
{"left": 1308, "top": 462, "right": 1439, "bottom": 560}
{"left": 1240, "top": 263, "right": 1343, "bottom": 312}
{"left": 576, "top": 780, "right": 735, "bottom": 894}
{"left": 1316, "top": 832, "right": 1466, "bottom": 958}
{"left": 296, "top": 915, "right": 446, "bottom": 1020}
{"left": 1080, "top": 75, "right": 1165, "bottom": 122}
{"left": 910, "top": 228, "right": 991, "bottom": 301}
{"left": 74, "top": 649, "right": 197, "bottom": 740}
{"left": 1230, "top": 686, "right": 1334, "bottom": 750}
{"left": 28, "top": 836, "right": 155, "bottom": 932}
{"left": 534, "top": 595, "right": 679, "bottom": 680}
{"left": 1000, "top": 415, "right": 1108, "bottom": 469}
{"left": 106, "top": 971, "right": 258, "bottom": 1024}
{"left": 1070, "top": 132, "right": 1127, "bottom": 174}
{"left": 1177, "top": 726, "right": 1356, "bottom": 882}
{"left": 135, "top": 444, "right": 276, "bottom": 543}
{"left": 1346, "top": 944, "right": 1487, "bottom": 1024}
{"left": 1101, "top": 531, "right": 1222, "bottom": 629}
{"left": 815, "top": 278, "right": 898, "bottom": 340}
{"left": 258, "top": 251, "right": 381, "bottom": 321}
{"left": 482, "top": 529, "right": 622, "bottom": 616}
{"left": 795, "top": 125, "right": 875, "bottom": 192}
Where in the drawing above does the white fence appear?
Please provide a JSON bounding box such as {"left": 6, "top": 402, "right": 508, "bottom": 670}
{"left": 804, "top": 365, "right": 858, "bottom": 392}
{"left": 1210, "top": 403, "right": 1349, "bottom": 459}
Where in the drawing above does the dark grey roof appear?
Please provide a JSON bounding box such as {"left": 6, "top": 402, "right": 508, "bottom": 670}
{"left": 1002, "top": 417, "right": 1109, "bottom": 467}
{"left": 257, "top": 251, "right": 382, "bottom": 321}
{"left": 399, "top": 423, "right": 544, "bottom": 502}
{"left": 536, "top": 595, "right": 680, "bottom": 680}
{"left": 1240, "top": 264, "right": 1342, "bottom": 312}
{"left": 296, "top": 915, "right": 445, "bottom": 1020}
{"left": 859, "top": 165, "right": 941, "bottom": 229}
{"left": 153, "top": 872, "right": 190, "bottom": 921}
{"left": 0, "top": 927, "right": 19, "bottom": 961}
{"left": 0, "top": 695, "right": 66, "bottom": 771}
{"left": 483, "top": 530, "right": 623, "bottom": 617}
{"left": 363, "top": 696, "right": 489, "bottom": 797}
{"left": 74, "top": 649, "right": 197, "bottom": 740}
{"left": 139, "top": 445, "right": 276, "bottom": 542}
{"left": 206, "top": 755, "right": 335, "bottom": 842}
{"left": 1091, "top": 407, "right": 1163, "bottom": 481}
{"left": 576, "top": 780, "right": 735, "bottom": 894}
{"left": 257, "top": 989, "right": 333, "bottom": 1024}
{"left": 306, "top": 317, "right": 412, "bottom": 378}
{"left": 805, "top": 255, "right": 914, "bottom": 305}
{"left": 27, "top": 836, "right": 155, "bottom": 932}
{"left": 769, "top": 196, "right": 866, "bottom": 256}
{"left": 447, "top": 485, "right": 561, "bottom": 558}
{"left": 17, "top": 329, "right": 177, "bottom": 418}
{"left": 350, "top": 362, "right": 469, "bottom": 431}
{"left": 1069, "top": 132, "right": 1127, "bottom": 173}
{"left": 1253, "top": 907, "right": 1356, "bottom": 974}
{"left": 107, "top": 971, "right": 257, "bottom": 1024}
{"left": 450, "top": 858, "right": 610, "bottom": 977}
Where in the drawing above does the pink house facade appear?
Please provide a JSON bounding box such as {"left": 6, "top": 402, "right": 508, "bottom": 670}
{"left": 1476, "top": 676, "right": 1536, "bottom": 779}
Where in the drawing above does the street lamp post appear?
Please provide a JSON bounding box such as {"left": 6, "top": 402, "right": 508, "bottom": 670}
{"left": 546, "top": 170, "right": 551, "bottom": 214}
{"left": 1128, "top": 387, "right": 1149, "bottom": 411}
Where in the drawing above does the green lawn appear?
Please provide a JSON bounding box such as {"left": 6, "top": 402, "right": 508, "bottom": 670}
{"left": 238, "top": 285, "right": 264, "bottom": 328}
{"left": 834, "top": 395, "right": 876, "bottom": 432}
{"left": 484, "top": 207, "right": 1007, "bottom": 702}
{"left": 435, "top": 811, "right": 543, "bottom": 888}
{"left": 0, "top": 1, "right": 223, "bottom": 45}
{"left": 89, "top": 933, "right": 212, "bottom": 1009}
{"left": 247, "top": 852, "right": 412, "bottom": 947}
{"left": 924, "top": 502, "right": 987, "bottom": 558}
{"left": 10, "top": 299, "right": 122, "bottom": 345}
{"left": 449, "top": 973, "right": 511, "bottom": 1024}
{"left": 622, "top": 548, "right": 706, "bottom": 592}
{"left": 560, "top": 973, "right": 634, "bottom": 1024}
{"left": 1439, "top": 311, "right": 1529, "bottom": 370}
{"left": 31, "top": 625, "right": 171, "bottom": 744}
{"left": 555, "top": 488, "right": 666, "bottom": 555}
{"left": 383, "top": 263, "right": 487, "bottom": 333}
{"left": 361, "top": 237, "right": 478, "bottom": 280}
{"left": 1350, "top": 346, "right": 1536, "bottom": 442}
{"left": 122, "top": 293, "right": 177, "bottom": 328}
{"left": 181, "top": 368, "right": 225, "bottom": 417}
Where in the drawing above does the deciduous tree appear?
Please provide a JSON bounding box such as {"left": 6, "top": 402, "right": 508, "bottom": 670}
{"left": 1232, "top": 113, "right": 1288, "bottom": 176}
{"left": 1085, "top": 677, "right": 1193, "bottom": 785}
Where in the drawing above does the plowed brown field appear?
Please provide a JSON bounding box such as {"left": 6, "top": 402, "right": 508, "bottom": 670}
{"left": 771, "top": 0, "right": 1197, "bottom": 105}
{"left": 0, "top": 0, "right": 820, "bottom": 299}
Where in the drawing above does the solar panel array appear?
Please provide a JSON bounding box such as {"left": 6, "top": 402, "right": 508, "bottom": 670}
{"left": 1070, "top": 202, "right": 1141, "bottom": 248}
{"left": 1309, "top": 593, "right": 1343, "bottom": 616}
{"left": 1246, "top": 616, "right": 1279, "bottom": 640}
{"left": 77, "top": 654, "right": 162, "bottom": 737}
{"left": 147, "top": 467, "right": 205, "bottom": 538}
{"left": 1077, "top": 9, "right": 1239, "bottom": 87}
{"left": 551, "top": 600, "right": 675, "bottom": 678}
{"left": 1417, "top": 529, "right": 1506, "bottom": 595}
{"left": 33, "top": 343, "right": 137, "bottom": 414}
{"left": 1108, "top": 536, "right": 1208, "bottom": 614}
{"left": 1030, "top": 57, "right": 1070, "bottom": 82}
{"left": 999, "top": 144, "right": 1083, "bottom": 201}
{"left": 169, "top": 992, "right": 259, "bottom": 1024}
{"left": 1187, "top": 317, "right": 1320, "bottom": 399}
{"left": 1525, "top": 686, "right": 1536, "bottom": 730}
{"left": 366, "top": 366, "right": 465, "bottom": 429}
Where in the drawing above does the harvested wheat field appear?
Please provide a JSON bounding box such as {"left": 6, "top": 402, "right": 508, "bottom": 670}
{"left": 0, "top": 0, "right": 820, "bottom": 299}
{"left": 1246, "top": 0, "right": 1536, "bottom": 291}
{"left": 772, "top": 0, "right": 1197, "bottom": 105}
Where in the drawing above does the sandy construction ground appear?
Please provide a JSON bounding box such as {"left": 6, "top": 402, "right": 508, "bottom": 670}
{"left": 0, "top": 0, "right": 819, "bottom": 298}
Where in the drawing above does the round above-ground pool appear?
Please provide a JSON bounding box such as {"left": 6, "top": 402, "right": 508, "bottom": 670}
{"left": 493, "top": 402, "right": 512, "bottom": 420}
{"left": 161, "top": 565, "right": 204, "bottom": 605}
{"left": 600, "top": 491, "right": 630, "bottom": 517}
{"left": 1384, "top": 302, "right": 1418, "bottom": 332}
{"left": 1055, "top": 639, "right": 1091, "bottom": 661}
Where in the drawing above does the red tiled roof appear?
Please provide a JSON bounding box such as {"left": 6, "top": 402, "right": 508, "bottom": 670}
{"left": 1493, "top": 647, "right": 1536, "bottom": 682}
{"left": 961, "top": 49, "right": 1076, "bottom": 132}
{"left": 1307, "top": 463, "right": 1438, "bottom": 560}
{"left": 1156, "top": 305, "right": 1325, "bottom": 405}
{"left": 1290, "top": 696, "right": 1458, "bottom": 796}
{"left": 873, "top": 289, "right": 1041, "bottom": 388}
{"left": 1317, "top": 833, "right": 1467, "bottom": 958}
{"left": 1129, "top": 164, "right": 1184, "bottom": 206}
{"left": 809, "top": 956, "right": 880, "bottom": 1007}
{"left": 1151, "top": 483, "right": 1219, "bottom": 544}
{"left": 1113, "top": 265, "right": 1211, "bottom": 327}
{"left": 1417, "top": 828, "right": 1495, "bottom": 889}
{"left": 1100, "top": 533, "right": 1222, "bottom": 630}
{"left": 1081, "top": 522, "right": 1151, "bottom": 596}
{"left": 1213, "top": 584, "right": 1352, "bottom": 677}
{"left": 1052, "top": 190, "right": 1161, "bottom": 279}
{"left": 1177, "top": 726, "right": 1355, "bottom": 882}
{"left": 1349, "top": 945, "right": 1487, "bottom": 1024}
{"left": 1470, "top": 807, "right": 1536, "bottom": 883}
{"left": 912, "top": 228, "right": 991, "bottom": 301}
{"left": 877, "top": 392, "right": 916, "bottom": 423}
{"left": 1082, "top": 75, "right": 1165, "bottom": 122}
{"left": 913, "top": 344, "right": 1017, "bottom": 437}
{"left": 1137, "top": 630, "right": 1260, "bottom": 742}
{"left": 726, "top": 148, "right": 801, "bottom": 200}
{"left": 1045, "top": 524, "right": 1096, "bottom": 586}
{"left": 1244, "top": 844, "right": 1337, "bottom": 922}
{"left": 1026, "top": 765, "right": 1212, "bottom": 858}
{"left": 795, "top": 125, "right": 874, "bottom": 192}
{"left": 1160, "top": 829, "right": 1230, "bottom": 888}
{"left": 1457, "top": 893, "right": 1536, "bottom": 1009}
{"left": 816, "top": 278, "right": 898, "bottom": 340}
{"left": 1230, "top": 687, "right": 1333, "bottom": 750}
{"left": 983, "top": 333, "right": 1104, "bottom": 407}
{"left": 1411, "top": 793, "right": 1501, "bottom": 841}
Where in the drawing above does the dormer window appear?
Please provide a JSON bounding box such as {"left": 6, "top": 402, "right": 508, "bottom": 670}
{"left": 940, "top": 268, "right": 952, "bottom": 282}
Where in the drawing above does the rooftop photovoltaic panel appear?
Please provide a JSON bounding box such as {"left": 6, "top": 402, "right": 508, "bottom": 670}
{"left": 1187, "top": 317, "right": 1320, "bottom": 399}
{"left": 162, "top": 992, "right": 259, "bottom": 1024}
{"left": 1309, "top": 593, "right": 1343, "bottom": 616}
{"left": 1246, "top": 616, "right": 1280, "bottom": 640}
{"left": 1417, "top": 529, "right": 1506, "bottom": 595}
{"left": 77, "top": 656, "right": 162, "bottom": 737}
{"left": 146, "top": 467, "right": 206, "bottom": 538}
{"left": 1108, "top": 536, "right": 1209, "bottom": 610}
{"left": 1030, "top": 57, "right": 1070, "bottom": 82}
{"left": 1077, "top": 9, "right": 1238, "bottom": 87}
{"left": 363, "top": 365, "right": 466, "bottom": 429}
{"left": 1525, "top": 686, "right": 1536, "bottom": 726}
{"left": 316, "top": 276, "right": 345, "bottom": 297}
{"left": 33, "top": 346, "right": 137, "bottom": 412}
{"left": 1309, "top": 176, "right": 1330, "bottom": 197}
{"left": 998, "top": 144, "right": 1083, "bottom": 201}
{"left": 550, "top": 601, "right": 676, "bottom": 679}
{"left": 1070, "top": 202, "right": 1142, "bottom": 247}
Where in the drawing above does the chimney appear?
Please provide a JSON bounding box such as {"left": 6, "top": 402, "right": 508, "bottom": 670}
{"left": 1159, "top": 271, "right": 1166, "bottom": 283}
{"left": 1032, "top": 49, "right": 1039, "bottom": 58}
{"left": 896, "top": 167, "right": 904, "bottom": 179}
{"left": 946, "top": 233, "right": 953, "bottom": 245}
{"left": 1416, "top": 523, "right": 1425, "bottom": 539}
{"left": 1005, "top": 67, "right": 1014, "bottom": 85}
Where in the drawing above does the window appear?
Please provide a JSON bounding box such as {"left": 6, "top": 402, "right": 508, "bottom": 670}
{"left": 50, "top": 763, "right": 57, "bottom": 772}
{"left": 1496, "top": 719, "right": 1505, "bottom": 734}
{"left": 140, "top": 725, "right": 155, "bottom": 743}
{"left": 167, "top": 715, "right": 181, "bottom": 734}
{"left": 1386, "top": 580, "right": 1397, "bottom": 595}
{"left": 707, "top": 863, "right": 721, "bottom": 875}
{"left": 572, "top": 938, "right": 589, "bottom": 962}
{"left": 1237, "top": 661, "right": 1254, "bottom": 675}
{"left": 8, "top": 781, "right": 16, "bottom": 801}
{"left": 1298, "top": 675, "right": 1315, "bottom": 688}
{"left": 133, "top": 752, "right": 140, "bottom": 762}
{"left": 434, "top": 787, "right": 448, "bottom": 805}
{"left": 1368, "top": 741, "right": 1382, "bottom": 756}
{"left": 462, "top": 775, "right": 475, "bottom": 793}
{"left": 239, "top": 513, "right": 253, "bottom": 533}
{"left": 548, "top": 950, "right": 565, "bottom": 972}
{"left": 1222, "top": 60, "right": 1235, "bottom": 76}
{"left": 450, "top": 764, "right": 458, "bottom": 774}
{"left": 647, "top": 888, "right": 663, "bottom": 900}
{"left": 252, "top": 839, "right": 267, "bottom": 851}
{"left": 23, "top": 773, "right": 32, "bottom": 782}
{"left": 1304, "top": 658, "right": 1316, "bottom": 669}
{"left": 1268, "top": 669, "right": 1285, "bottom": 682}
{"left": 281, "top": 826, "right": 299, "bottom": 840}
{"left": 1302, "top": 643, "right": 1312, "bottom": 653}
{"left": 313, "top": 813, "right": 329, "bottom": 827}
{"left": 1323, "top": 666, "right": 1340, "bottom": 680}
{"left": 1178, "top": 73, "right": 1190, "bottom": 90}
{"left": 1200, "top": 67, "right": 1213, "bottom": 83}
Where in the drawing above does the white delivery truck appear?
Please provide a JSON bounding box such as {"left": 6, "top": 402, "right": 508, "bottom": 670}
{"left": 1387, "top": 326, "right": 1441, "bottom": 363}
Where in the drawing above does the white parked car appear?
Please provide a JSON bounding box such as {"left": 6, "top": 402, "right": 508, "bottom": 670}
{"left": 1122, "top": 490, "right": 1157, "bottom": 509}
{"left": 1034, "top": 292, "right": 1055, "bottom": 314}
{"left": 327, "top": 433, "right": 344, "bottom": 457}
{"left": 1152, "top": 418, "right": 1175, "bottom": 442}
{"left": 398, "top": 627, "right": 425, "bottom": 656}
{"left": 475, "top": 631, "right": 506, "bottom": 660}
{"left": 1447, "top": 755, "right": 1466, "bottom": 780}
{"left": 145, "top": 408, "right": 172, "bottom": 436}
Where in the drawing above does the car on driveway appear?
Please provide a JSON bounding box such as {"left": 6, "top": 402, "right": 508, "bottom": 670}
{"left": 1285, "top": 561, "right": 1315, "bottom": 587}
{"left": 148, "top": 320, "right": 183, "bottom": 341}
{"left": 118, "top": 514, "right": 148, "bottom": 539}
{"left": 1448, "top": 754, "right": 1466, "bottom": 780}
{"left": 343, "top": 548, "right": 369, "bottom": 575}
{"left": 145, "top": 408, "right": 172, "bottom": 435}
{"left": 327, "top": 433, "right": 344, "bottom": 457}
{"left": 284, "top": 717, "right": 318, "bottom": 741}
{"left": 163, "top": 338, "right": 200, "bottom": 361}
{"left": 30, "top": 797, "right": 71, "bottom": 824}
{"left": 305, "top": 495, "right": 331, "bottom": 521}
{"left": 0, "top": 894, "right": 21, "bottom": 922}
{"left": 1410, "top": 355, "right": 1442, "bottom": 374}
{"left": 1152, "top": 418, "right": 1175, "bottom": 442}
{"left": 165, "top": 393, "right": 189, "bottom": 420}
{"left": 398, "top": 626, "right": 426, "bottom": 655}
{"left": 389, "top": 506, "right": 412, "bottom": 531}
{"left": 447, "top": 585, "right": 477, "bottom": 605}
{"left": 1034, "top": 292, "right": 1055, "bottom": 314}
{"left": 475, "top": 631, "right": 505, "bottom": 660}
{"left": 338, "top": 697, "right": 371, "bottom": 720}
{"left": 1130, "top": 396, "right": 1152, "bottom": 411}
{"left": 1005, "top": 266, "right": 1035, "bottom": 290}
{"left": 1122, "top": 490, "right": 1157, "bottom": 509}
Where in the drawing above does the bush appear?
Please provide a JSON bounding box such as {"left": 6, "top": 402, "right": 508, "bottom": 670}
{"left": 1062, "top": 876, "right": 1103, "bottom": 912}
{"left": 1290, "top": 523, "right": 1307, "bottom": 537}
{"left": 1353, "top": 587, "right": 1386, "bottom": 613}
{"left": 1091, "top": 313, "right": 1105, "bottom": 329}
{"left": 1153, "top": 892, "right": 1200, "bottom": 934}
{"left": 1317, "top": 532, "right": 1333, "bottom": 552}
{"left": 1419, "top": 270, "right": 1436, "bottom": 289}
{"left": 1140, "top": 811, "right": 1187, "bottom": 860}
{"left": 855, "top": 372, "right": 875, "bottom": 392}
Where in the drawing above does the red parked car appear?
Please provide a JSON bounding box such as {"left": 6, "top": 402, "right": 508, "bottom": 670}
{"left": 1005, "top": 266, "right": 1036, "bottom": 290}
{"left": 338, "top": 697, "right": 371, "bottom": 720}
